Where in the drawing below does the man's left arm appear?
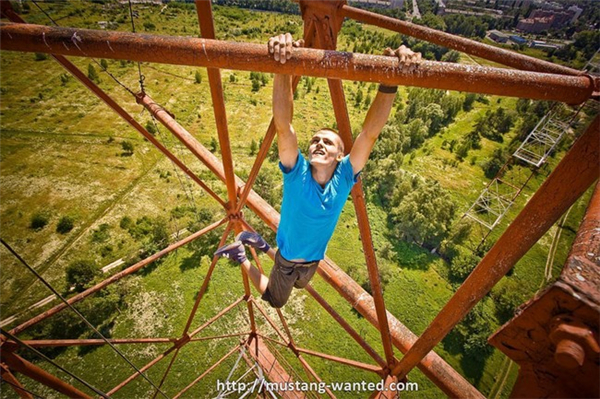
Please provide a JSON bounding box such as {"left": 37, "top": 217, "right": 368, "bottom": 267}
{"left": 349, "top": 45, "right": 421, "bottom": 175}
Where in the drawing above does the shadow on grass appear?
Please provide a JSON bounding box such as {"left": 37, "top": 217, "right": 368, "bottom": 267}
{"left": 180, "top": 251, "right": 204, "bottom": 272}
{"left": 78, "top": 322, "right": 114, "bottom": 357}
{"left": 388, "top": 236, "right": 437, "bottom": 272}
{"left": 442, "top": 329, "right": 492, "bottom": 384}
{"left": 460, "top": 349, "right": 490, "bottom": 384}
{"left": 135, "top": 256, "right": 163, "bottom": 276}
{"left": 442, "top": 329, "right": 463, "bottom": 356}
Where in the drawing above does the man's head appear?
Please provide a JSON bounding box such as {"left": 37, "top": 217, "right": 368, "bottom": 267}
{"left": 308, "top": 128, "right": 345, "bottom": 167}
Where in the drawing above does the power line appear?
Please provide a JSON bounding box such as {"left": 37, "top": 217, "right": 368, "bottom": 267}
{"left": 1, "top": 328, "right": 109, "bottom": 398}
{"left": 0, "top": 239, "right": 171, "bottom": 399}
{"left": 128, "top": 0, "right": 146, "bottom": 94}
{"left": 32, "top": 0, "right": 137, "bottom": 96}
{"left": 1, "top": 375, "right": 51, "bottom": 399}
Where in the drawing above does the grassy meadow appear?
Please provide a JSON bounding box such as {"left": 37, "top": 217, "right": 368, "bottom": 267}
{"left": 0, "top": 2, "right": 594, "bottom": 398}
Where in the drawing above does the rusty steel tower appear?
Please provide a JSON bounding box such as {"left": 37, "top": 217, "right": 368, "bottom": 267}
{"left": 0, "top": 1, "right": 598, "bottom": 398}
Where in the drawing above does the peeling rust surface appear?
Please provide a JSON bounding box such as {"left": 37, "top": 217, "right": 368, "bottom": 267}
{"left": 0, "top": 22, "right": 594, "bottom": 104}
{"left": 342, "top": 5, "right": 582, "bottom": 77}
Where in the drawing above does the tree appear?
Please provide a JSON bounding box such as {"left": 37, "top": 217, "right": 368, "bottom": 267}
{"left": 66, "top": 259, "right": 99, "bottom": 292}
{"left": 100, "top": 59, "right": 108, "bottom": 70}
{"left": 34, "top": 52, "right": 48, "bottom": 61}
{"left": 251, "top": 79, "right": 261, "bottom": 92}
{"left": 463, "top": 93, "right": 477, "bottom": 112}
{"left": 482, "top": 148, "right": 506, "bottom": 179}
{"left": 390, "top": 180, "right": 456, "bottom": 248}
{"left": 441, "top": 50, "right": 460, "bottom": 63}
{"left": 59, "top": 73, "right": 70, "bottom": 86}
{"left": 195, "top": 71, "right": 202, "bottom": 84}
{"left": 249, "top": 139, "right": 258, "bottom": 156}
{"left": 449, "top": 246, "right": 481, "bottom": 281}
{"left": 355, "top": 89, "right": 363, "bottom": 108}
{"left": 56, "top": 216, "right": 75, "bottom": 234}
{"left": 87, "top": 64, "right": 100, "bottom": 83}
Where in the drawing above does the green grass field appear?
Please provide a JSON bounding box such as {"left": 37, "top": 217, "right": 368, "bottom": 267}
{"left": 0, "top": 2, "right": 594, "bottom": 398}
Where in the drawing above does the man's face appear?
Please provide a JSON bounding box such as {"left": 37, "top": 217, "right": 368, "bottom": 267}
{"left": 308, "top": 130, "right": 344, "bottom": 167}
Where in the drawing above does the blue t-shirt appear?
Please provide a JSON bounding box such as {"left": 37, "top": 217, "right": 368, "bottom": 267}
{"left": 276, "top": 150, "right": 359, "bottom": 262}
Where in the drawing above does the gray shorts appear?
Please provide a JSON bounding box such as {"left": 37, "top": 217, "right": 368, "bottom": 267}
{"left": 261, "top": 250, "right": 319, "bottom": 308}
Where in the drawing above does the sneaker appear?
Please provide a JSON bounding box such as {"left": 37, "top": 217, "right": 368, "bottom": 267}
{"left": 236, "top": 231, "right": 270, "bottom": 253}
{"left": 214, "top": 241, "right": 247, "bottom": 264}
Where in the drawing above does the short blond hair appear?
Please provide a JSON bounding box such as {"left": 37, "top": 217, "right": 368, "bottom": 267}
{"left": 314, "top": 127, "right": 344, "bottom": 153}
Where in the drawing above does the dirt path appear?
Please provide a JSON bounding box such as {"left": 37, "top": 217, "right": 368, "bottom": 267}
{"left": 542, "top": 206, "right": 573, "bottom": 286}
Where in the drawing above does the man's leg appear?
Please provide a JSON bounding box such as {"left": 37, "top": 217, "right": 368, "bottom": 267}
{"left": 260, "top": 251, "right": 297, "bottom": 308}
{"left": 214, "top": 241, "right": 268, "bottom": 294}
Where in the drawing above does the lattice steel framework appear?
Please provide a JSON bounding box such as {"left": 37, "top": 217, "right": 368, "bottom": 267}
{"left": 0, "top": 1, "right": 599, "bottom": 398}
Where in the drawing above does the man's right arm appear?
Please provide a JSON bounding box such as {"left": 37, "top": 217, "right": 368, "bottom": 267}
{"left": 269, "top": 33, "right": 302, "bottom": 170}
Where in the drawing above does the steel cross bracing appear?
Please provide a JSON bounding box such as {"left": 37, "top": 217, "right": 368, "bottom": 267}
{"left": 0, "top": 1, "right": 598, "bottom": 398}
{"left": 513, "top": 107, "right": 574, "bottom": 168}
{"left": 464, "top": 98, "right": 588, "bottom": 242}
{"left": 464, "top": 178, "right": 521, "bottom": 231}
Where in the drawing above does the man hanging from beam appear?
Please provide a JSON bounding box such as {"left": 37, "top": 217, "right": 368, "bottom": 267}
{"left": 216, "top": 33, "right": 421, "bottom": 308}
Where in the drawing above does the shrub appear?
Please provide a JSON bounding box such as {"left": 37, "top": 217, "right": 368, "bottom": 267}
{"left": 34, "top": 52, "right": 48, "bottom": 61}
{"left": 30, "top": 212, "right": 49, "bottom": 230}
{"left": 143, "top": 21, "right": 156, "bottom": 31}
{"left": 91, "top": 223, "right": 111, "bottom": 243}
{"left": 56, "top": 216, "right": 75, "bottom": 234}
{"left": 87, "top": 64, "right": 100, "bottom": 82}
{"left": 120, "top": 216, "right": 133, "bottom": 230}
{"left": 121, "top": 141, "right": 134, "bottom": 155}
{"left": 195, "top": 71, "right": 202, "bottom": 84}
{"left": 145, "top": 121, "right": 157, "bottom": 135}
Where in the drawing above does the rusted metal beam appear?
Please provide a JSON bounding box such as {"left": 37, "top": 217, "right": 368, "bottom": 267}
{"left": 16, "top": 338, "right": 177, "bottom": 347}
{"left": 194, "top": 0, "right": 259, "bottom": 335}
{"left": 190, "top": 332, "right": 251, "bottom": 342}
{"left": 1, "top": 362, "right": 34, "bottom": 399}
{"left": 489, "top": 179, "right": 600, "bottom": 399}
{"left": 173, "top": 342, "right": 245, "bottom": 399}
{"left": 195, "top": 0, "right": 237, "bottom": 209}
{"left": 9, "top": 218, "right": 226, "bottom": 336}
{"left": 140, "top": 91, "right": 481, "bottom": 398}
{"left": 304, "top": 285, "right": 386, "bottom": 368}
{"left": 391, "top": 115, "right": 600, "bottom": 379}
{"left": 295, "top": 347, "right": 382, "bottom": 374}
{"left": 138, "top": 93, "right": 280, "bottom": 231}
{"left": 181, "top": 222, "right": 233, "bottom": 336}
{"left": 0, "top": 22, "right": 595, "bottom": 104}
{"left": 1, "top": 351, "right": 91, "bottom": 399}
{"left": 188, "top": 296, "right": 246, "bottom": 338}
{"left": 341, "top": 5, "right": 582, "bottom": 76}
{"left": 316, "top": 258, "right": 483, "bottom": 398}
{"left": 250, "top": 299, "right": 290, "bottom": 345}
{"left": 107, "top": 344, "right": 177, "bottom": 396}
{"left": 315, "top": 18, "right": 396, "bottom": 368}
{"left": 305, "top": 2, "right": 397, "bottom": 373}
{"left": 245, "top": 335, "right": 305, "bottom": 399}
{"left": 296, "top": 354, "right": 336, "bottom": 399}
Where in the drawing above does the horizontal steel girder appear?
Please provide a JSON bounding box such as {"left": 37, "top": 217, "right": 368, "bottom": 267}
{"left": 0, "top": 22, "right": 596, "bottom": 104}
